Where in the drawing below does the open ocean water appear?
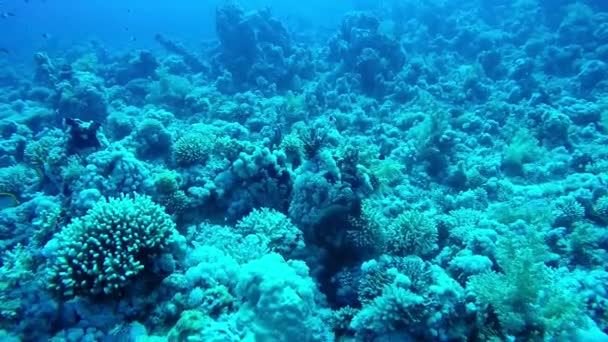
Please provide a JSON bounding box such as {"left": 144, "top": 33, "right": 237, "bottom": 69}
{"left": 0, "top": 0, "right": 608, "bottom": 341}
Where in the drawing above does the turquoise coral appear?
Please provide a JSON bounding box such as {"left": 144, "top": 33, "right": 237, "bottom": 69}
{"left": 49, "top": 194, "right": 176, "bottom": 297}
{"left": 235, "top": 207, "right": 304, "bottom": 257}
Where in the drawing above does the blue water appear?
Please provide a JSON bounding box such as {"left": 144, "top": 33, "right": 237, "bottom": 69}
{"left": 1, "top": 0, "right": 608, "bottom": 341}
{"left": 0, "top": 0, "right": 351, "bottom": 64}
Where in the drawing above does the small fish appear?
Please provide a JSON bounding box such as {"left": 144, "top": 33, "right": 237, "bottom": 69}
{"left": 1, "top": 12, "right": 15, "bottom": 18}
{"left": 42, "top": 33, "right": 49, "bottom": 38}
{"left": 0, "top": 47, "right": 9, "bottom": 54}
{"left": 0, "top": 193, "right": 19, "bottom": 209}
{"left": 130, "top": 37, "right": 137, "bottom": 41}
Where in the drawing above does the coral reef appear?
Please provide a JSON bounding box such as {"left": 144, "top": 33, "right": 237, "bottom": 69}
{"left": 1, "top": 1, "right": 608, "bottom": 341}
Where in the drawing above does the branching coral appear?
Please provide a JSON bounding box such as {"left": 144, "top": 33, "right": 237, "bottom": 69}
{"left": 72, "top": 146, "right": 153, "bottom": 203}
{"left": 235, "top": 207, "right": 304, "bottom": 257}
{"left": 49, "top": 194, "right": 177, "bottom": 297}
{"left": 24, "top": 131, "right": 66, "bottom": 169}
{"left": 346, "top": 199, "right": 386, "bottom": 256}
{"left": 0, "top": 164, "right": 39, "bottom": 197}
{"left": 384, "top": 210, "right": 438, "bottom": 256}
{"left": 173, "top": 132, "right": 216, "bottom": 166}
{"left": 351, "top": 282, "right": 425, "bottom": 335}
{"left": 279, "top": 132, "right": 304, "bottom": 166}
{"left": 350, "top": 255, "right": 465, "bottom": 340}
{"left": 551, "top": 196, "right": 585, "bottom": 228}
